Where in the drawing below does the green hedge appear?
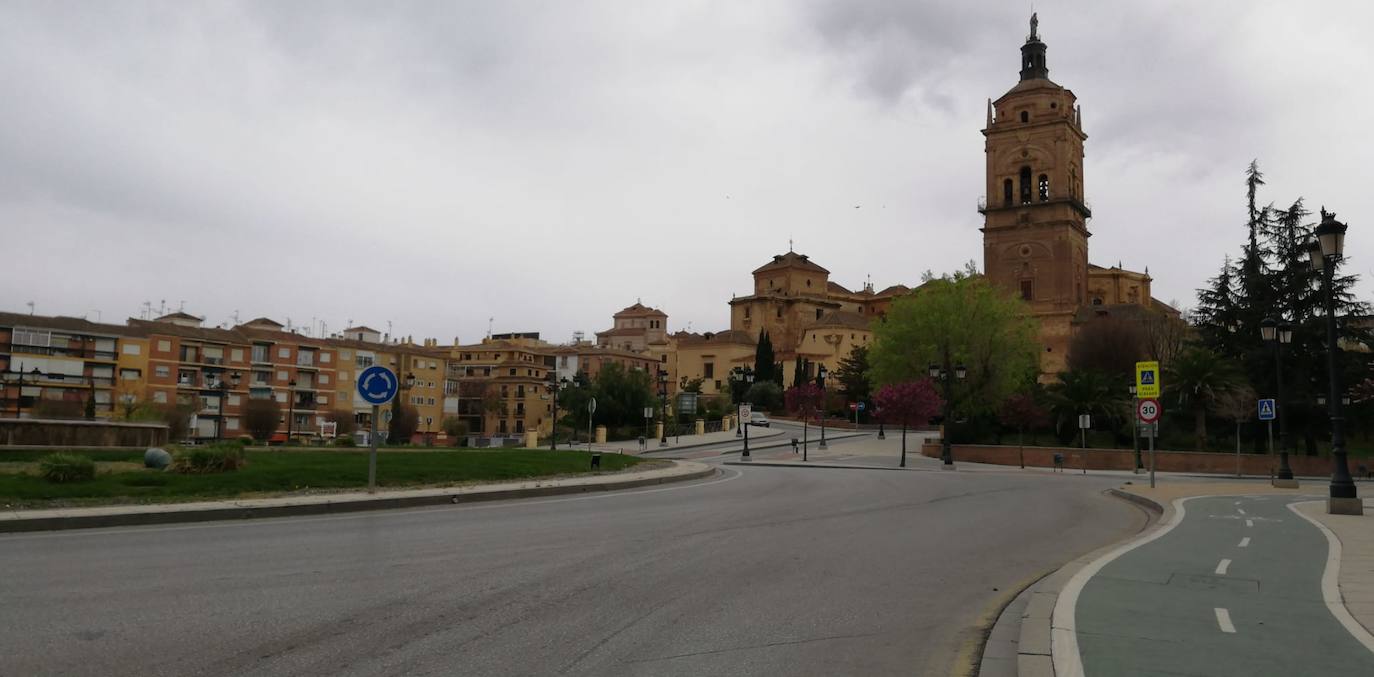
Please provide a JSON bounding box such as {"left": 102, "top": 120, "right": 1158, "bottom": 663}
{"left": 171, "top": 444, "right": 246, "bottom": 474}
{"left": 39, "top": 453, "right": 96, "bottom": 483}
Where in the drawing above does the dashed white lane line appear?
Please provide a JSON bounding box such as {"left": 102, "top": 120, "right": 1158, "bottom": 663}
{"left": 1237, "top": 508, "right": 1246, "bottom": 515}
{"left": 1246, "top": 519, "right": 1254, "bottom": 527}
{"left": 1216, "top": 558, "right": 1232, "bottom": 575}
{"left": 1215, "top": 608, "right": 1236, "bottom": 633}
{"left": 1239, "top": 537, "right": 1251, "bottom": 548}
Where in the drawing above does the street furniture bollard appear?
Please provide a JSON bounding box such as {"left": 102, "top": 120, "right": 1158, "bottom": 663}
{"left": 1053, "top": 453, "right": 1064, "bottom": 472}
{"left": 791, "top": 438, "right": 799, "bottom": 454}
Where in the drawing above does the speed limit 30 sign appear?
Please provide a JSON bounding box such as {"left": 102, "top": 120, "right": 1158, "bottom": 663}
{"left": 1137, "top": 398, "right": 1161, "bottom": 424}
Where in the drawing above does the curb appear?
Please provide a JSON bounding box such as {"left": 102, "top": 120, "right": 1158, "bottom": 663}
{"left": 626, "top": 429, "right": 788, "bottom": 454}
{"left": 980, "top": 487, "right": 1162, "bottom": 677}
{"left": 724, "top": 460, "right": 930, "bottom": 472}
{"left": 711, "top": 432, "right": 870, "bottom": 456}
{"left": 0, "top": 463, "right": 717, "bottom": 534}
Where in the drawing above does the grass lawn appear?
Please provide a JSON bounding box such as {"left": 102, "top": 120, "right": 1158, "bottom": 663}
{"left": 0, "top": 448, "right": 647, "bottom": 508}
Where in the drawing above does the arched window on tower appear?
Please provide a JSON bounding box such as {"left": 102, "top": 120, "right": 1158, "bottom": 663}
{"left": 1019, "top": 166, "right": 1032, "bottom": 204}
{"left": 1020, "top": 111, "right": 1029, "bottom": 123}
{"left": 1038, "top": 174, "right": 1050, "bottom": 201}
{"left": 1002, "top": 178, "right": 1013, "bottom": 206}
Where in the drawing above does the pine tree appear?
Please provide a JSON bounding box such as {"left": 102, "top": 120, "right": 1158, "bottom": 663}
{"left": 753, "top": 331, "right": 775, "bottom": 384}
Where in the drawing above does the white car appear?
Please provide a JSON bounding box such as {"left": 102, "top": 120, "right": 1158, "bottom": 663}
{"left": 749, "top": 412, "right": 770, "bottom": 427}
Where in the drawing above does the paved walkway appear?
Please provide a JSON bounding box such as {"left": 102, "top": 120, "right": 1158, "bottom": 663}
{"left": 582, "top": 426, "right": 785, "bottom": 454}
{"left": 1028, "top": 482, "right": 1374, "bottom": 677}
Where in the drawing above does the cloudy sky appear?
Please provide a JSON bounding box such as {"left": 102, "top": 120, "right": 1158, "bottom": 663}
{"left": 3, "top": 0, "right": 1371, "bottom": 343}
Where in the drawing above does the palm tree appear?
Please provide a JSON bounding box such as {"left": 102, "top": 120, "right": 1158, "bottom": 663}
{"left": 1047, "top": 370, "right": 1128, "bottom": 445}
{"left": 1166, "top": 347, "right": 1245, "bottom": 451}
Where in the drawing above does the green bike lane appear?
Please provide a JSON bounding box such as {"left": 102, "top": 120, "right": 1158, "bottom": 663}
{"left": 1074, "top": 495, "right": 1374, "bottom": 676}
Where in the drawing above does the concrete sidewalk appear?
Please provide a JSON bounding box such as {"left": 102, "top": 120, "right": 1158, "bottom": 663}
{"left": 576, "top": 426, "right": 786, "bottom": 455}
{"left": 985, "top": 481, "right": 1374, "bottom": 676}
{"left": 0, "top": 460, "right": 715, "bottom": 533}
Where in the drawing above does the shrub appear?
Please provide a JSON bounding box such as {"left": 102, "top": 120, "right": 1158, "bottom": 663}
{"left": 235, "top": 435, "right": 254, "bottom": 446}
{"left": 171, "top": 444, "right": 246, "bottom": 474}
{"left": 39, "top": 453, "right": 96, "bottom": 483}
{"left": 331, "top": 436, "right": 357, "bottom": 447}
{"left": 243, "top": 398, "right": 282, "bottom": 443}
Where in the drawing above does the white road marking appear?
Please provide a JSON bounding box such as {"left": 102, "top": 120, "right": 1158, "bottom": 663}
{"left": 1215, "top": 608, "right": 1236, "bottom": 633}
{"left": 1052, "top": 495, "right": 1201, "bottom": 677}
{"left": 1239, "top": 537, "right": 1250, "bottom": 548}
{"left": 1216, "top": 558, "right": 1231, "bottom": 575}
{"left": 1246, "top": 519, "right": 1254, "bottom": 527}
{"left": 1237, "top": 508, "right": 1246, "bottom": 515}
{"left": 1287, "top": 501, "right": 1374, "bottom": 654}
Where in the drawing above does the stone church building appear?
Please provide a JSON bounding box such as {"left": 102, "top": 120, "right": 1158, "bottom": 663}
{"left": 980, "top": 15, "right": 1176, "bottom": 374}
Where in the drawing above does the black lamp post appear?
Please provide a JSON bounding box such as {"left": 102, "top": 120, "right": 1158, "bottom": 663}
{"left": 285, "top": 379, "right": 297, "bottom": 443}
{"left": 550, "top": 377, "right": 569, "bottom": 451}
{"left": 658, "top": 369, "right": 669, "bottom": 446}
{"left": 817, "top": 364, "right": 829, "bottom": 450}
{"left": 732, "top": 367, "right": 755, "bottom": 459}
{"left": 876, "top": 406, "right": 885, "bottom": 440}
{"left": 1261, "top": 316, "right": 1296, "bottom": 482}
{"left": 1129, "top": 383, "right": 1142, "bottom": 471}
{"left": 930, "top": 360, "right": 967, "bottom": 467}
{"left": 214, "top": 371, "right": 242, "bottom": 441}
{"left": 1309, "top": 210, "right": 1361, "bottom": 514}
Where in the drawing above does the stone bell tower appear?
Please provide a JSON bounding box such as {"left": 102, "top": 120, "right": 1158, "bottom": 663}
{"left": 980, "top": 14, "right": 1093, "bottom": 374}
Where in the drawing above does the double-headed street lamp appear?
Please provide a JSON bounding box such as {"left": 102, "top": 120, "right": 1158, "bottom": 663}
{"left": 1260, "top": 316, "right": 1296, "bottom": 483}
{"left": 816, "top": 364, "right": 829, "bottom": 450}
{"left": 1308, "top": 210, "right": 1361, "bottom": 515}
{"left": 212, "top": 371, "right": 242, "bottom": 441}
{"left": 929, "top": 361, "right": 967, "bottom": 467}
{"left": 731, "top": 367, "right": 755, "bottom": 458}
{"left": 285, "top": 379, "right": 298, "bottom": 443}
{"left": 549, "top": 377, "right": 570, "bottom": 451}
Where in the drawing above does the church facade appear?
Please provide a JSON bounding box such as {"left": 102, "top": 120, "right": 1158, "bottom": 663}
{"left": 980, "top": 15, "right": 1173, "bottom": 374}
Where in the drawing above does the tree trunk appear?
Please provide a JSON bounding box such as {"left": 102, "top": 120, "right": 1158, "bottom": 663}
{"left": 1194, "top": 404, "right": 1207, "bottom": 451}
{"left": 1019, "top": 428, "right": 1025, "bottom": 469}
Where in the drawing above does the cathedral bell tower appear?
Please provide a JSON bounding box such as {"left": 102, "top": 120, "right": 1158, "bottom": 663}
{"left": 980, "top": 14, "right": 1093, "bottom": 374}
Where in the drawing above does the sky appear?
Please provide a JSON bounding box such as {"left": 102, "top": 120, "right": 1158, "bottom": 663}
{"left": 3, "top": 0, "right": 1371, "bottom": 344}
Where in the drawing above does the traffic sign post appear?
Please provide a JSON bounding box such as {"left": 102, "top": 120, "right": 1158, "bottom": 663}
{"left": 1078, "top": 413, "right": 1091, "bottom": 449}
{"left": 588, "top": 397, "right": 597, "bottom": 452}
{"left": 1135, "top": 397, "right": 1162, "bottom": 489}
{"left": 1135, "top": 361, "right": 1161, "bottom": 399}
{"left": 357, "top": 366, "right": 399, "bottom": 494}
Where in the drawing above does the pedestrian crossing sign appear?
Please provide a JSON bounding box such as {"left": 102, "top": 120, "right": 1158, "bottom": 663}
{"left": 1258, "top": 398, "right": 1276, "bottom": 421}
{"left": 1135, "top": 361, "right": 1160, "bottom": 398}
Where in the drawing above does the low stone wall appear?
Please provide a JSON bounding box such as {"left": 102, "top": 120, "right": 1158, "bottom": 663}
{"left": 0, "top": 418, "right": 169, "bottom": 447}
{"left": 920, "top": 442, "right": 1340, "bottom": 477}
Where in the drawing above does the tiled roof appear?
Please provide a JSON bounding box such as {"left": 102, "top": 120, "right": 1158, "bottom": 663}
{"left": 752, "top": 252, "right": 830, "bottom": 275}
{"left": 676, "top": 329, "right": 755, "bottom": 346}
{"left": 612, "top": 302, "right": 666, "bottom": 317}
{"left": 154, "top": 311, "right": 203, "bottom": 322}
{"left": 127, "top": 319, "right": 244, "bottom": 344}
{"left": 0, "top": 312, "right": 144, "bottom": 337}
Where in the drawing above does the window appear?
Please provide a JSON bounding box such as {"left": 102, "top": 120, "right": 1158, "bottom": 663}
{"left": 1020, "top": 110, "right": 1029, "bottom": 123}
{"left": 230, "top": 348, "right": 244, "bottom": 363}
{"left": 275, "top": 370, "right": 287, "bottom": 381}
{"left": 153, "top": 391, "right": 167, "bottom": 403}
{"left": 155, "top": 365, "right": 170, "bottom": 379}
{"left": 340, "top": 350, "right": 352, "bottom": 360}
{"left": 1092, "top": 297, "right": 1103, "bottom": 306}
{"left": 744, "top": 307, "right": 751, "bottom": 319}
{"left": 120, "top": 369, "right": 141, "bottom": 381}
{"left": 1021, "top": 280, "right": 1034, "bottom": 301}
{"left": 715, "top": 380, "right": 722, "bottom": 390}
{"left": 509, "top": 368, "right": 516, "bottom": 376}
{"left": 1019, "top": 166, "right": 1032, "bottom": 204}
{"left": 1003, "top": 178, "right": 1013, "bottom": 206}
{"left": 1038, "top": 174, "right": 1050, "bottom": 201}
{"left": 320, "top": 374, "right": 330, "bottom": 385}
{"left": 275, "top": 392, "right": 287, "bottom": 403}
{"left": 278, "top": 347, "right": 290, "bottom": 358}
{"left": 806, "top": 279, "right": 811, "bottom": 287}
{"left": 226, "top": 418, "right": 239, "bottom": 431}
{"left": 428, "top": 397, "right": 435, "bottom": 405}
{"left": 252, "top": 344, "right": 269, "bottom": 362}
{"left": 122, "top": 343, "right": 141, "bottom": 356}
{"left": 157, "top": 340, "right": 171, "bottom": 352}
{"left": 816, "top": 309, "right": 823, "bottom": 319}
{"left": 515, "top": 420, "right": 524, "bottom": 433}
{"left": 228, "top": 394, "right": 240, "bottom": 406}
{"left": 776, "top": 307, "right": 782, "bottom": 318}
{"left": 703, "top": 363, "right": 714, "bottom": 378}
{"left": 321, "top": 352, "right": 331, "bottom": 364}
{"left": 356, "top": 355, "right": 373, "bottom": 368}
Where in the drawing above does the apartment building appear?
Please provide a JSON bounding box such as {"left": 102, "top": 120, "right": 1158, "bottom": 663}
{"left": 443, "top": 333, "right": 556, "bottom": 439}
{"left": 0, "top": 312, "right": 147, "bottom": 419}
{"left": 129, "top": 315, "right": 252, "bottom": 439}
{"left": 234, "top": 318, "right": 342, "bottom": 442}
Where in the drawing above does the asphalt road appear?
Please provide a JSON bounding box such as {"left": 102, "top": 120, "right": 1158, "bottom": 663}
{"left": 1, "top": 448, "right": 1145, "bottom": 676}
{"left": 1076, "top": 494, "right": 1372, "bottom": 676}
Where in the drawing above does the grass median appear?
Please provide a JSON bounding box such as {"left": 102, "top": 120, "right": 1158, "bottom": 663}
{"left": 0, "top": 448, "right": 648, "bottom": 509}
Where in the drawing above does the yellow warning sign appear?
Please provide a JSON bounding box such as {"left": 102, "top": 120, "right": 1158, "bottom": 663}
{"left": 1135, "top": 361, "right": 1160, "bottom": 398}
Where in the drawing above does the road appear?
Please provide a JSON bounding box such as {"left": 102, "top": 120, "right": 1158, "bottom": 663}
{"left": 1, "top": 435, "right": 1145, "bottom": 677}
{"left": 1075, "top": 494, "right": 1374, "bottom": 676}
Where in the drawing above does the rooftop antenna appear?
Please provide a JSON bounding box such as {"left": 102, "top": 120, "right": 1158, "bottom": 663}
{"left": 86, "top": 309, "right": 102, "bottom": 322}
{"left": 487, "top": 317, "right": 494, "bottom": 339}
{"left": 232, "top": 310, "right": 240, "bottom": 326}
{"left": 788, "top": 237, "right": 794, "bottom": 253}
{"left": 346, "top": 318, "right": 353, "bottom": 329}
{"left": 387, "top": 320, "right": 393, "bottom": 337}
{"left": 178, "top": 300, "right": 185, "bottom": 312}
{"left": 25, "top": 301, "right": 34, "bottom": 315}
{"left": 141, "top": 301, "right": 152, "bottom": 320}
{"left": 159, "top": 299, "right": 166, "bottom": 315}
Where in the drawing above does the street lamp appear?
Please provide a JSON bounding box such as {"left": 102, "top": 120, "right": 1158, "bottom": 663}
{"left": 658, "top": 369, "right": 669, "bottom": 447}
{"left": 1261, "top": 316, "right": 1296, "bottom": 483}
{"left": 930, "top": 361, "right": 967, "bottom": 466}
{"left": 817, "top": 364, "right": 829, "bottom": 450}
{"left": 285, "top": 379, "right": 297, "bottom": 444}
{"left": 732, "top": 367, "right": 755, "bottom": 459}
{"left": 876, "top": 406, "right": 885, "bottom": 440}
{"left": 1129, "top": 383, "right": 1142, "bottom": 472}
{"left": 550, "top": 377, "right": 570, "bottom": 451}
{"left": 399, "top": 372, "right": 416, "bottom": 444}
{"left": 1309, "top": 210, "right": 1361, "bottom": 514}
{"left": 213, "top": 371, "right": 242, "bottom": 441}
